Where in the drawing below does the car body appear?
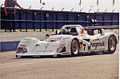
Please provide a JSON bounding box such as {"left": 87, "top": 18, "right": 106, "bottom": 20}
{"left": 16, "top": 25, "right": 118, "bottom": 58}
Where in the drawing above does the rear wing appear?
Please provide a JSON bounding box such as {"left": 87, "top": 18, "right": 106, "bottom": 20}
{"left": 84, "top": 25, "right": 119, "bottom": 30}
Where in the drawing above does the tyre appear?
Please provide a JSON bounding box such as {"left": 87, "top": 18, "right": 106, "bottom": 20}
{"left": 108, "top": 35, "right": 117, "bottom": 54}
{"left": 71, "top": 39, "right": 80, "bottom": 55}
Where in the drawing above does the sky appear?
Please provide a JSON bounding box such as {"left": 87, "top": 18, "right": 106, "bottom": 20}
{"left": 0, "top": 0, "right": 119, "bottom": 12}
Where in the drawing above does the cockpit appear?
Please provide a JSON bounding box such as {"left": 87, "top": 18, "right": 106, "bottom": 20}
{"left": 57, "top": 27, "right": 79, "bottom": 35}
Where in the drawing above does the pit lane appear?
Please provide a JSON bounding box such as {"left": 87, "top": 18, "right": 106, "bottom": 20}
{"left": 0, "top": 44, "right": 118, "bottom": 79}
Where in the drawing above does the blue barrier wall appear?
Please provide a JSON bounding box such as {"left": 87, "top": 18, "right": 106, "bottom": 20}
{"left": 1, "top": 7, "right": 119, "bottom": 31}
{"left": 0, "top": 41, "right": 19, "bottom": 52}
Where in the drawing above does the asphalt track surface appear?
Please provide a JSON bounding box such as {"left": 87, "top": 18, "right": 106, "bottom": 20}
{"left": 0, "top": 44, "right": 119, "bottom": 79}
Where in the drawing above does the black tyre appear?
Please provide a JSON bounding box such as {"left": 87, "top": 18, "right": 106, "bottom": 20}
{"left": 71, "top": 39, "right": 79, "bottom": 55}
{"left": 108, "top": 35, "right": 117, "bottom": 54}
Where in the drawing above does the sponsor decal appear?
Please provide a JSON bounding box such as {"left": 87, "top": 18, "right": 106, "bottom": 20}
{"left": 91, "top": 42, "right": 105, "bottom": 48}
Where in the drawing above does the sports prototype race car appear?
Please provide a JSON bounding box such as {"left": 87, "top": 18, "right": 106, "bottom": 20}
{"left": 16, "top": 25, "right": 118, "bottom": 58}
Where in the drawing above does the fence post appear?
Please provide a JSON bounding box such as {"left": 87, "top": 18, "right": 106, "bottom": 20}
{"left": 45, "top": 12, "right": 47, "bottom": 31}
{"left": 25, "top": 11, "right": 28, "bottom": 32}
{"left": 18, "top": 11, "right": 22, "bottom": 32}
{"left": 56, "top": 14, "right": 58, "bottom": 29}
{"left": 52, "top": 13, "right": 54, "bottom": 32}
{"left": 33, "top": 12, "right": 36, "bottom": 31}
{"left": 102, "top": 13, "right": 104, "bottom": 26}
{"left": 86, "top": 13, "right": 89, "bottom": 26}
{"left": 40, "top": 11, "right": 41, "bottom": 32}
{"left": 111, "top": 13, "right": 113, "bottom": 25}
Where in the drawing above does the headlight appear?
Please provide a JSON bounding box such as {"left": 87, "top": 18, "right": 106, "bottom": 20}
{"left": 57, "top": 44, "right": 66, "bottom": 53}
{"left": 16, "top": 45, "right": 27, "bottom": 53}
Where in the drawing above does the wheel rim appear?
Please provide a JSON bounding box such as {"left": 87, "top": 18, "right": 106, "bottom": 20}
{"left": 109, "top": 37, "right": 116, "bottom": 51}
{"left": 72, "top": 40, "right": 79, "bottom": 55}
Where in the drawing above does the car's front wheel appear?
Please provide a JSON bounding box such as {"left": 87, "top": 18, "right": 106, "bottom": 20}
{"left": 108, "top": 35, "right": 117, "bottom": 54}
{"left": 71, "top": 39, "right": 79, "bottom": 55}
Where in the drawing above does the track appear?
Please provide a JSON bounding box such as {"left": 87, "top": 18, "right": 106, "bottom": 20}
{"left": 0, "top": 44, "right": 119, "bottom": 79}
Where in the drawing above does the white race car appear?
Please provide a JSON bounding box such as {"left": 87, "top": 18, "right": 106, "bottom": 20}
{"left": 16, "top": 25, "right": 118, "bottom": 58}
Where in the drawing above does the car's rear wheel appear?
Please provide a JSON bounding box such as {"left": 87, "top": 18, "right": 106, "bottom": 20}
{"left": 71, "top": 39, "right": 79, "bottom": 55}
{"left": 108, "top": 35, "right": 117, "bottom": 54}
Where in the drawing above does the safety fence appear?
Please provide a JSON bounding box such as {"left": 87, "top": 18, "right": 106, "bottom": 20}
{"left": 1, "top": 7, "right": 119, "bottom": 32}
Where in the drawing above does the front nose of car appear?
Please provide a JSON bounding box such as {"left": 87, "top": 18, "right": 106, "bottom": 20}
{"left": 16, "top": 44, "right": 27, "bottom": 53}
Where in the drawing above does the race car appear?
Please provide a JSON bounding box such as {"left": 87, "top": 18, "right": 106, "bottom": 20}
{"left": 16, "top": 25, "right": 118, "bottom": 58}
